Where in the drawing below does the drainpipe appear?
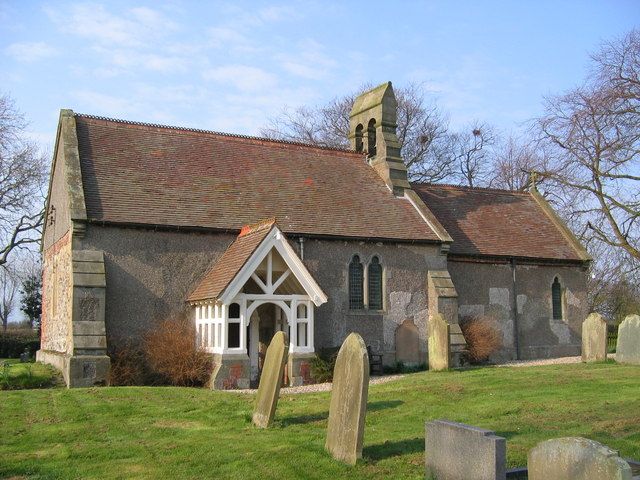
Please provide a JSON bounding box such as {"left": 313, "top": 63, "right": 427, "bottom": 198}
{"left": 298, "top": 236, "right": 305, "bottom": 261}
{"left": 511, "top": 258, "right": 521, "bottom": 360}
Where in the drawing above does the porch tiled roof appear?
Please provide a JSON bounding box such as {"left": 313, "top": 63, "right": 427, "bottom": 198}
{"left": 412, "top": 183, "right": 586, "bottom": 262}
{"left": 187, "top": 220, "right": 275, "bottom": 302}
{"left": 74, "top": 114, "right": 440, "bottom": 242}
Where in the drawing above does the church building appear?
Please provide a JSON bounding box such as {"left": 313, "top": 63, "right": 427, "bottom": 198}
{"left": 37, "top": 82, "right": 590, "bottom": 388}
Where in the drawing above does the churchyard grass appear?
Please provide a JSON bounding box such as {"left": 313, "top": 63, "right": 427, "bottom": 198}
{"left": 0, "top": 362, "right": 638, "bottom": 479}
{"left": 0, "top": 359, "right": 59, "bottom": 390}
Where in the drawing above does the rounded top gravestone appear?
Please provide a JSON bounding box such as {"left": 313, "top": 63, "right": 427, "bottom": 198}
{"left": 252, "top": 331, "right": 289, "bottom": 428}
{"left": 528, "top": 437, "right": 632, "bottom": 480}
{"left": 325, "top": 332, "right": 369, "bottom": 465}
{"left": 582, "top": 312, "right": 607, "bottom": 362}
{"left": 616, "top": 314, "right": 640, "bottom": 366}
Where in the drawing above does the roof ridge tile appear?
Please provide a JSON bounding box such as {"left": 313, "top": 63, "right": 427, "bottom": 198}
{"left": 75, "top": 113, "right": 364, "bottom": 156}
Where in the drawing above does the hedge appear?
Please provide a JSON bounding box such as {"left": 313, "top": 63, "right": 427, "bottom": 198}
{"left": 0, "top": 330, "right": 40, "bottom": 358}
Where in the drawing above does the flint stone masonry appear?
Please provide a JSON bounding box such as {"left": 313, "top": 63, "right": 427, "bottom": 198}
{"left": 428, "top": 313, "right": 450, "bottom": 371}
{"left": 528, "top": 437, "right": 632, "bottom": 480}
{"left": 425, "top": 420, "right": 506, "bottom": 480}
{"left": 582, "top": 312, "right": 607, "bottom": 362}
{"left": 616, "top": 314, "right": 640, "bottom": 365}
{"left": 253, "top": 331, "right": 289, "bottom": 428}
{"left": 325, "top": 332, "right": 369, "bottom": 465}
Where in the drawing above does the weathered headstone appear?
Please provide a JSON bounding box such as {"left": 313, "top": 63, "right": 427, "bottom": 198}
{"left": 616, "top": 314, "right": 640, "bottom": 365}
{"left": 395, "top": 319, "right": 420, "bottom": 365}
{"left": 428, "top": 313, "right": 450, "bottom": 371}
{"left": 582, "top": 312, "right": 607, "bottom": 362}
{"left": 528, "top": 437, "right": 632, "bottom": 480}
{"left": 325, "top": 332, "right": 369, "bottom": 465}
{"left": 252, "top": 331, "right": 288, "bottom": 428}
{"left": 425, "top": 420, "right": 506, "bottom": 480}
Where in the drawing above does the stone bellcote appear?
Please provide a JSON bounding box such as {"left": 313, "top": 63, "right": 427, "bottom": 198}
{"left": 349, "top": 82, "right": 410, "bottom": 196}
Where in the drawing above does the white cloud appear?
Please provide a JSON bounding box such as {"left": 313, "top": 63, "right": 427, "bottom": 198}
{"left": 277, "top": 39, "right": 336, "bottom": 80}
{"left": 203, "top": 65, "right": 278, "bottom": 92}
{"left": 4, "top": 41, "right": 57, "bottom": 62}
{"left": 46, "top": 3, "right": 177, "bottom": 48}
{"left": 75, "top": 90, "right": 138, "bottom": 116}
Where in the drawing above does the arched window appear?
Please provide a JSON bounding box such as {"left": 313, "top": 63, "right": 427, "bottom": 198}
{"left": 355, "top": 124, "right": 363, "bottom": 152}
{"left": 551, "top": 277, "right": 563, "bottom": 320}
{"left": 349, "top": 255, "right": 364, "bottom": 310}
{"left": 367, "top": 119, "right": 377, "bottom": 157}
{"left": 368, "top": 256, "right": 383, "bottom": 310}
{"left": 297, "top": 303, "right": 308, "bottom": 319}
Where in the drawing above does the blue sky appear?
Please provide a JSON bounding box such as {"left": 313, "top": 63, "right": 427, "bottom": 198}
{"left": 1, "top": 1, "right": 639, "bottom": 149}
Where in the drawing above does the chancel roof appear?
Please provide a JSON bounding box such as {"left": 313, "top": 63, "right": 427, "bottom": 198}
{"left": 412, "top": 184, "right": 589, "bottom": 262}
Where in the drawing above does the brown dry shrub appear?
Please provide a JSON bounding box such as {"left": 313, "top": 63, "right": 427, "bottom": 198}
{"left": 460, "top": 315, "right": 503, "bottom": 364}
{"left": 143, "top": 317, "right": 212, "bottom": 387}
{"left": 108, "top": 339, "right": 146, "bottom": 386}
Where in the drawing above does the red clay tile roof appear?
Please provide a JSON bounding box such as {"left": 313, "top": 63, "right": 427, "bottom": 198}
{"left": 412, "top": 184, "right": 585, "bottom": 261}
{"left": 188, "top": 220, "right": 275, "bottom": 302}
{"left": 74, "top": 114, "right": 440, "bottom": 242}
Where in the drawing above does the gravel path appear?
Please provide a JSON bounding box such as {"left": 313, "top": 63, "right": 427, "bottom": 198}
{"left": 230, "top": 374, "right": 406, "bottom": 395}
{"left": 496, "top": 355, "right": 583, "bottom": 368}
{"left": 227, "top": 356, "right": 591, "bottom": 394}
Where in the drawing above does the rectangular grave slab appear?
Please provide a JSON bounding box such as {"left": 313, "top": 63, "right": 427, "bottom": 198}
{"left": 425, "top": 420, "right": 506, "bottom": 480}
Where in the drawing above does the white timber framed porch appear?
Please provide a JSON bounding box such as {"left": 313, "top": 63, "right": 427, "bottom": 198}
{"left": 188, "top": 221, "right": 327, "bottom": 375}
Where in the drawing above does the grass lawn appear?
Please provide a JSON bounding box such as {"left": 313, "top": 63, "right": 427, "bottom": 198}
{"left": 0, "top": 359, "right": 60, "bottom": 390}
{"left": 0, "top": 361, "right": 638, "bottom": 479}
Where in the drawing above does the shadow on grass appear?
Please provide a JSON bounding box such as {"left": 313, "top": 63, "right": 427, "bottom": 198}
{"left": 364, "top": 437, "right": 423, "bottom": 462}
{"left": 278, "top": 400, "right": 404, "bottom": 426}
{"left": 368, "top": 400, "right": 404, "bottom": 412}
{"left": 279, "top": 411, "right": 328, "bottom": 426}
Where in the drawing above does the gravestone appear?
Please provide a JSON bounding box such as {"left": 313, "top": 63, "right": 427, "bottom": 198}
{"left": 528, "top": 437, "right": 632, "bottom": 480}
{"left": 425, "top": 420, "right": 506, "bottom": 480}
{"left": 582, "top": 312, "right": 607, "bottom": 362}
{"left": 325, "top": 332, "right": 369, "bottom": 465}
{"left": 395, "top": 319, "right": 420, "bottom": 365}
{"left": 252, "top": 331, "right": 288, "bottom": 428}
{"left": 428, "top": 313, "right": 450, "bottom": 371}
{"left": 616, "top": 314, "right": 640, "bottom": 365}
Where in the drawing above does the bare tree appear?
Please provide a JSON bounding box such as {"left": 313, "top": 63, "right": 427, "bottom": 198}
{"left": 0, "top": 94, "right": 47, "bottom": 268}
{"left": 261, "top": 83, "right": 459, "bottom": 184}
{"left": 0, "top": 267, "right": 19, "bottom": 332}
{"left": 450, "top": 122, "right": 496, "bottom": 187}
{"left": 536, "top": 30, "right": 640, "bottom": 260}
{"left": 489, "top": 135, "right": 552, "bottom": 191}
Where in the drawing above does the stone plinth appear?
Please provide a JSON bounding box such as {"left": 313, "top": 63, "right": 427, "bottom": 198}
{"left": 582, "top": 312, "right": 607, "bottom": 362}
{"left": 325, "top": 332, "right": 369, "bottom": 465}
{"left": 253, "top": 331, "right": 288, "bottom": 428}
{"left": 209, "top": 353, "right": 250, "bottom": 390}
{"left": 425, "top": 420, "right": 506, "bottom": 480}
{"left": 616, "top": 314, "right": 640, "bottom": 365}
{"left": 528, "top": 437, "right": 632, "bottom": 480}
{"left": 287, "top": 352, "right": 315, "bottom": 386}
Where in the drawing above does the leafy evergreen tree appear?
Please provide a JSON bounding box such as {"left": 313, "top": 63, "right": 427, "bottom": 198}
{"left": 20, "top": 274, "right": 41, "bottom": 330}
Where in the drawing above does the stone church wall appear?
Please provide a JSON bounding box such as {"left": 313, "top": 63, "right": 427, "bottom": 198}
{"left": 76, "top": 224, "right": 447, "bottom": 364}
{"left": 75, "top": 225, "right": 236, "bottom": 349}
{"left": 302, "top": 238, "right": 447, "bottom": 364}
{"left": 449, "top": 259, "right": 587, "bottom": 361}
